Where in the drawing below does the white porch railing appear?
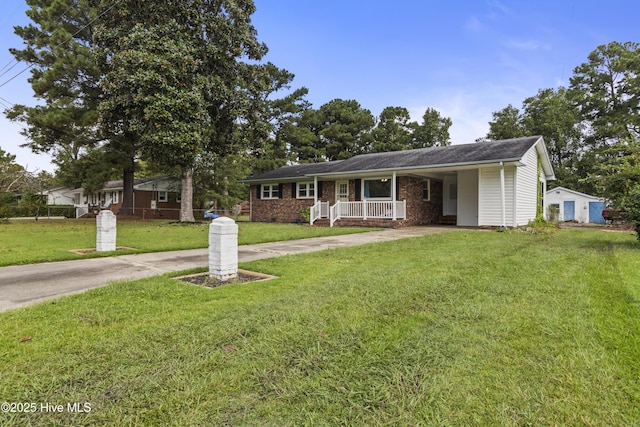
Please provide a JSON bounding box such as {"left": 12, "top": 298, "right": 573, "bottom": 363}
{"left": 329, "top": 200, "right": 406, "bottom": 227}
{"left": 310, "top": 201, "right": 329, "bottom": 224}
{"left": 75, "top": 205, "right": 89, "bottom": 218}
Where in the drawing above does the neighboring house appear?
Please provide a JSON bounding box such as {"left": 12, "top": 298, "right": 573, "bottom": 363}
{"left": 545, "top": 187, "right": 606, "bottom": 224}
{"left": 42, "top": 186, "right": 76, "bottom": 205}
{"left": 47, "top": 176, "right": 182, "bottom": 219}
{"left": 242, "top": 136, "right": 555, "bottom": 228}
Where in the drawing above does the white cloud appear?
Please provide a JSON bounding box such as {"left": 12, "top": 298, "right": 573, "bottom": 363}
{"left": 465, "top": 16, "right": 484, "bottom": 33}
{"left": 487, "top": 0, "right": 511, "bottom": 16}
{"left": 409, "top": 91, "right": 491, "bottom": 145}
{"left": 407, "top": 77, "right": 541, "bottom": 146}
{"left": 504, "top": 39, "right": 551, "bottom": 51}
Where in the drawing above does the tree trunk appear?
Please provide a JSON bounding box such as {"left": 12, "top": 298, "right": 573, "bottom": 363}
{"left": 180, "top": 167, "right": 196, "bottom": 223}
{"left": 120, "top": 165, "right": 135, "bottom": 216}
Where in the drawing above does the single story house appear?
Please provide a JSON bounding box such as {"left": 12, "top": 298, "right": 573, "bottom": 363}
{"left": 47, "top": 176, "right": 182, "bottom": 219}
{"left": 545, "top": 187, "right": 606, "bottom": 223}
{"left": 242, "top": 136, "right": 555, "bottom": 228}
{"left": 42, "top": 186, "right": 76, "bottom": 205}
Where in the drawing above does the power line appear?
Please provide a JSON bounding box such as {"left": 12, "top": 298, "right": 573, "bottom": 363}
{"left": 0, "top": 0, "right": 124, "bottom": 90}
{"left": 0, "top": 95, "right": 14, "bottom": 106}
{"left": 0, "top": 1, "right": 78, "bottom": 77}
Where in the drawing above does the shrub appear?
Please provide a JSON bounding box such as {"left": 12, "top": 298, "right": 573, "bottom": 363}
{"left": 516, "top": 215, "right": 559, "bottom": 234}
{"left": 298, "top": 207, "right": 310, "bottom": 223}
{"left": 47, "top": 205, "right": 76, "bottom": 218}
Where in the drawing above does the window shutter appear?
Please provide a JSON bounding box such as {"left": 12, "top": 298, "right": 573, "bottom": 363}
{"left": 256, "top": 185, "right": 261, "bottom": 200}
{"left": 292, "top": 183, "right": 297, "bottom": 199}
{"left": 395, "top": 178, "right": 400, "bottom": 201}
{"left": 355, "top": 179, "right": 361, "bottom": 201}
{"left": 278, "top": 184, "right": 283, "bottom": 199}
{"left": 317, "top": 181, "right": 323, "bottom": 198}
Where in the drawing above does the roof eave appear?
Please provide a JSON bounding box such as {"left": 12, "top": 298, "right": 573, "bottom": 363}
{"left": 309, "top": 158, "right": 526, "bottom": 178}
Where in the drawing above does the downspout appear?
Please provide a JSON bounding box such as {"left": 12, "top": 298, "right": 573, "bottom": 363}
{"left": 500, "top": 161, "right": 506, "bottom": 231}
{"left": 249, "top": 184, "right": 253, "bottom": 222}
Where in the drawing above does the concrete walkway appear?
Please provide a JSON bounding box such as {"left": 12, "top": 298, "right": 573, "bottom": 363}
{"left": 0, "top": 227, "right": 453, "bottom": 312}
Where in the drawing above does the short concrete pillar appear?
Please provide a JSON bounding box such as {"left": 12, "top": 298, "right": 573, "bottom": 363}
{"left": 209, "top": 217, "right": 238, "bottom": 281}
{"left": 96, "top": 210, "right": 117, "bottom": 252}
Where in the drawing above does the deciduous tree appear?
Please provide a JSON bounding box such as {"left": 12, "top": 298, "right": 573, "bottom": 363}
{"left": 486, "top": 104, "right": 523, "bottom": 140}
{"left": 570, "top": 41, "right": 640, "bottom": 146}
{"left": 521, "top": 88, "right": 584, "bottom": 189}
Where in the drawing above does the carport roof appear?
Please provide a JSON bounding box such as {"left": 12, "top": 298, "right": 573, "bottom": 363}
{"left": 243, "top": 136, "right": 553, "bottom": 182}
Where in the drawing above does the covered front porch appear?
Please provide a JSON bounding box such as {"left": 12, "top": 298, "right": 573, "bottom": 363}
{"left": 308, "top": 171, "right": 411, "bottom": 227}
{"left": 311, "top": 200, "right": 407, "bottom": 227}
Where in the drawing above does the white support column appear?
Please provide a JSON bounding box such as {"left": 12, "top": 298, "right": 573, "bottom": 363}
{"left": 392, "top": 172, "right": 397, "bottom": 220}
{"left": 313, "top": 176, "right": 318, "bottom": 204}
{"left": 500, "top": 162, "right": 506, "bottom": 230}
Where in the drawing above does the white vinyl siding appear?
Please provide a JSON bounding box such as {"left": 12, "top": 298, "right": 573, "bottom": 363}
{"left": 515, "top": 146, "right": 539, "bottom": 226}
{"left": 478, "top": 166, "right": 515, "bottom": 227}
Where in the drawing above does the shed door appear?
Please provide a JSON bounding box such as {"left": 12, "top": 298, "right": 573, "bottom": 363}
{"left": 563, "top": 201, "right": 575, "bottom": 221}
{"left": 589, "top": 202, "right": 606, "bottom": 224}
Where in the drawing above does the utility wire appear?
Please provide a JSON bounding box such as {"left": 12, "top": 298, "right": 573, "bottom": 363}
{"left": 0, "top": 1, "right": 78, "bottom": 77}
{"left": 0, "top": 0, "right": 124, "bottom": 89}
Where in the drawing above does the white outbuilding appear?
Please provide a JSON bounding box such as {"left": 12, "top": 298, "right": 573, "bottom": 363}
{"left": 545, "top": 186, "right": 606, "bottom": 223}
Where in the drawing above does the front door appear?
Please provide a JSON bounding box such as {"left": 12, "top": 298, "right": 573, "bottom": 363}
{"left": 443, "top": 176, "right": 458, "bottom": 216}
{"left": 336, "top": 181, "right": 349, "bottom": 202}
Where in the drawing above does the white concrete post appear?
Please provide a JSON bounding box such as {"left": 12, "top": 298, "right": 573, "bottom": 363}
{"left": 209, "top": 217, "right": 238, "bottom": 281}
{"left": 96, "top": 210, "right": 117, "bottom": 252}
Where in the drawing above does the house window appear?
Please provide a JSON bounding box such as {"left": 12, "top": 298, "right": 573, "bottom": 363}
{"left": 158, "top": 191, "right": 168, "bottom": 202}
{"left": 364, "top": 178, "right": 391, "bottom": 199}
{"left": 176, "top": 193, "right": 182, "bottom": 203}
{"left": 422, "top": 179, "right": 431, "bottom": 201}
{"left": 261, "top": 184, "right": 280, "bottom": 199}
{"left": 297, "top": 182, "right": 315, "bottom": 199}
{"left": 109, "top": 191, "right": 119, "bottom": 204}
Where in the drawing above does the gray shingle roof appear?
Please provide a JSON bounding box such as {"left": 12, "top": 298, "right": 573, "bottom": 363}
{"left": 102, "top": 176, "right": 172, "bottom": 190}
{"left": 244, "top": 136, "right": 544, "bottom": 182}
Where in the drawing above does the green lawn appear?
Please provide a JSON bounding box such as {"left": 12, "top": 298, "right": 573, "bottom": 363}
{"left": 0, "top": 219, "right": 375, "bottom": 266}
{"left": 1, "top": 228, "right": 639, "bottom": 425}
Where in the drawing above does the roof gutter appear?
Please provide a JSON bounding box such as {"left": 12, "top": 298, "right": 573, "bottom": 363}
{"left": 244, "top": 157, "right": 520, "bottom": 183}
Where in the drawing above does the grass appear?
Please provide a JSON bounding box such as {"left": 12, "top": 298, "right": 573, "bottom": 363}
{"left": 1, "top": 228, "right": 639, "bottom": 425}
{"left": 0, "top": 218, "right": 375, "bottom": 266}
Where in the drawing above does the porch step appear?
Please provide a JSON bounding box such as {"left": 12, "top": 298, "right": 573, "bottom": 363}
{"left": 312, "top": 218, "right": 331, "bottom": 227}
{"left": 438, "top": 215, "right": 457, "bottom": 225}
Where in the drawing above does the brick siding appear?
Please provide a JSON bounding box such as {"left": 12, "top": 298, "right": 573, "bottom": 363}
{"left": 251, "top": 177, "right": 443, "bottom": 227}
{"left": 107, "top": 191, "right": 181, "bottom": 219}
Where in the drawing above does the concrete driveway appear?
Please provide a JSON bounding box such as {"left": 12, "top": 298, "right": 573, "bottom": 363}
{"left": 0, "top": 227, "right": 453, "bottom": 312}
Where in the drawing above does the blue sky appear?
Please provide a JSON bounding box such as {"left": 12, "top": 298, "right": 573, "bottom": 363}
{"left": 1, "top": 0, "right": 639, "bottom": 172}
